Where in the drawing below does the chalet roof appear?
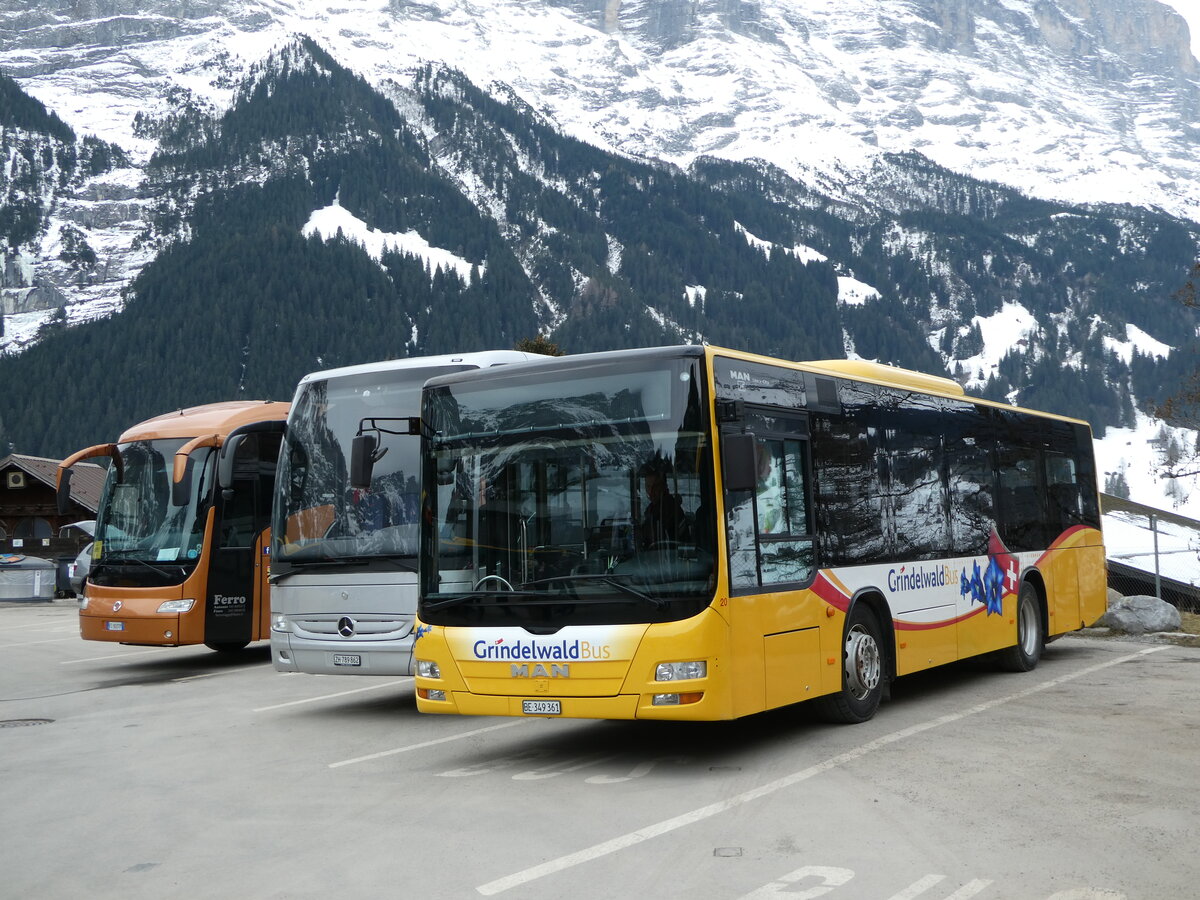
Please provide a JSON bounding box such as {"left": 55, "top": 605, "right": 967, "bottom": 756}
{"left": 0, "top": 453, "right": 106, "bottom": 514}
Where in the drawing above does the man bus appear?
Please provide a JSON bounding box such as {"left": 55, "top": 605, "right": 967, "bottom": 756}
{"left": 411, "top": 345, "right": 1106, "bottom": 722}
{"left": 269, "top": 350, "right": 544, "bottom": 676}
{"left": 57, "top": 400, "right": 289, "bottom": 651}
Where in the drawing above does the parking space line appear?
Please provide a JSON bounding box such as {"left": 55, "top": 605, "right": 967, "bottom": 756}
{"left": 253, "top": 678, "right": 412, "bottom": 712}
{"left": 1, "top": 637, "right": 82, "bottom": 648}
{"left": 476, "top": 646, "right": 1167, "bottom": 896}
{"left": 62, "top": 647, "right": 175, "bottom": 665}
{"left": 329, "top": 719, "right": 531, "bottom": 769}
{"left": 174, "top": 664, "right": 272, "bottom": 682}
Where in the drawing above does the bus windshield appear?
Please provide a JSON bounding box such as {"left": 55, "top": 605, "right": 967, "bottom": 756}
{"left": 94, "top": 439, "right": 214, "bottom": 567}
{"left": 420, "top": 354, "right": 716, "bottom": 626}
{"left": 273, "top": 367, "right": 469, "bottom": 571}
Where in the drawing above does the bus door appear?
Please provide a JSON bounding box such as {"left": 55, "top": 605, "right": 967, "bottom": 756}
{"left": 205, "top": 434, "right": 280, "bottom": 649}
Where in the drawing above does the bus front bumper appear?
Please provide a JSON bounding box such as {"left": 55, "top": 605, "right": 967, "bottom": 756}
{"left": 415, "top": 689, "right": 728, "bottom": 720}
{"left": 271, "top": 632, "right": 415, "bottom": 676}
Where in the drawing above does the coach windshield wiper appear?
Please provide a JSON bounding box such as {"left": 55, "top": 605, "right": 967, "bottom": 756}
{"left": 519, "top": 574, "right": 666, "bottom": 609}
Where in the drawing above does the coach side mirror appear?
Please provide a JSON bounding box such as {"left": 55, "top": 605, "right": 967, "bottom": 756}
{"left": 172, "top": 459, "right": 194, "bottom": 507}
{"left": 350, "top": 434, "right": 377, "bottom": 490}
{"left": 722, "top": 432, "right": 758, "bottom": 493}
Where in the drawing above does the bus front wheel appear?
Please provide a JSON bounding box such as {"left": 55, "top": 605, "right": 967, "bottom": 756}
{"left": 997, "top": 582, "right": 1043, "bottom": 672}
{"left": 817, "top": 604, "right": 884, "bottom": 724}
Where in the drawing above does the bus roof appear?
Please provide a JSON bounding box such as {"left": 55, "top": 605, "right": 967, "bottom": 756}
{"left": 119, "top": 401, "right": 291, "bottom": 442}
{"left": 294, "top": 351, "right": 546, "bottom": 388}
{"left": 420, "top": 344, "right": 1091, "bottom": 429}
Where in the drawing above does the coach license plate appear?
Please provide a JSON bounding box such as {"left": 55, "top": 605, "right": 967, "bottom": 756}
{"left": 332, "top": 654, "right": 361, "bottom": 667}
{"left": 522, "top": 699, "right": 561, "bottom": 715}
{"left": 105, "top": 621, "right": 124, "bottom": 632}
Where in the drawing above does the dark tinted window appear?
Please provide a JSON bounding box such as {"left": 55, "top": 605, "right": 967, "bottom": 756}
{"left": 811, "top": 383, "right": 885, "bottom": 566}
{"left": 944, "top": 400, "right": 996, "bottom": 556}
{"left": 883, "top": 393, "right": 948, "bottom": 561}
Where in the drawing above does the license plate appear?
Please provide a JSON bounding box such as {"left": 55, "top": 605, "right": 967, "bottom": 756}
{"left": 332, "top": 654, "right": 361, "bottom": 667}
{"left": 105, "top": 622, "right": 124, "bottom": 632}
{"left": 522, "top": 699, "right": 561, "bottom": 716}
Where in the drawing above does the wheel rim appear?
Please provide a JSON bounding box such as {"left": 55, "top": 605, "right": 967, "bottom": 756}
{"left": 1018, "top": 596, "right": 1039, "bottom": 656}
{"left": 844, "top": 625, "right": 881, "bottom": 700}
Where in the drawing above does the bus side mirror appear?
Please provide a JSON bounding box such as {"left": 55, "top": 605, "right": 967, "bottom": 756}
{"left": 722, "top": 433, "right": 758, "bottom": 493}
{"left": 57, "top": 468, "right": 73, "bottom": 515}
{"left": 218, "top": 434, "right": 245, "bottom": 491}
{"left": 435, "top": 455, "right": 457, "bottom": 486}
{"left": 350, "top": 434, "right": 377, "bottom": 490}
{"left": 172, "top": 459, "right": 194, "bottom": 507}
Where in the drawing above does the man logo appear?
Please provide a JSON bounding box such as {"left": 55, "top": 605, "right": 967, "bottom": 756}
{"left": 511, "top": 664, "right": 569, "bottom": 678}
{"left": 338, "top": 616, "right": 356, "bottom": 638}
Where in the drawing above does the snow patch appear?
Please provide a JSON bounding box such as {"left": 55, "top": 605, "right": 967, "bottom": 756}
{"left": 303, "top": 200, "right": 479, "bottom": 282}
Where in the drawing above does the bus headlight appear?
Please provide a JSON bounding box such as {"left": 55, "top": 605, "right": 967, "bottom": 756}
{"left": 271, "top": 614, "right": 290, "bottom": 633}
{"left": 78, "top": 596, "right": 89, "bottom": 611}
{"left": 156, "top": 599, "right": 195, "bottom": 614}
{"left": 656, "top": 661, "right": 706, "bottom": 681}
{"left": 417, "top": 660, "right": 441, "bottom": 679}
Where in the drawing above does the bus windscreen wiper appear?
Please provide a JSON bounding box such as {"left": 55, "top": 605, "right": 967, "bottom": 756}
{"left": 519, "top": 574, "right": 666, "bottom": 609}
{"left": 98, "top": 552, "right": 176, "bottom": 578}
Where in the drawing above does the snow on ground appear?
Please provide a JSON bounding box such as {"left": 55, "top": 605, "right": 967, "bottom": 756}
{"left": 734, "top": 222, "right": 829, "bottom": 263}
{"left": 837, "top": 276, "right": 880, "bottom": 306}
{"left": 1104, "top": 509, "right": 1200, "bottom": 589}
{"left": 302, "top": 199, "right": 479, "bottom": 281}
{"left": 1103, "top": 322, "right": 1173, "bottom": 364}
{"left": 958, "top": 301, "right": 1038, "bottom": 389}
{"left": 1093, "top": 411, "right": 1200, "bottom": 519}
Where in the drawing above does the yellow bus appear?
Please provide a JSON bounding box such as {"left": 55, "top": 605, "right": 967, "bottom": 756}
{"left": 411, "top": 345, "right": 1106, "bottom": 722}
{"left": 57, "top": 401, "right": 289, "bottom": 652}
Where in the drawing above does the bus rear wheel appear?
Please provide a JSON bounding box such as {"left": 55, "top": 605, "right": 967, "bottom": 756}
{"left": 817, "top": 604, "right": 885, "bottom": 724}
{"left": 204, "top": 640, "right": 249, "bottom": 653}
{"left": 997, "top": 582, "right": 1043, "bottom": 672}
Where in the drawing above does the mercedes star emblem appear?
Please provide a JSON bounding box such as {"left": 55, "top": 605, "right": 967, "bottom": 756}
{"left": 338, "top": 616, "right": 356, "bottom": 638}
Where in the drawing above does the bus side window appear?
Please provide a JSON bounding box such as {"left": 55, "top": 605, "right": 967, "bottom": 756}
{"left": 726, "top": 436, "right": 814, "bottom": 590}
{"left": 996, "top": 446, "right": 1043, "bottom": 552}
{"left": 944, "top": 401, "right": 995, "bottom": 557}
{"left": 1045, "top": 451, "right": 1081, "bottom": 535}
{"left": 810, "top": 388, "right": 885, "bottom": 566}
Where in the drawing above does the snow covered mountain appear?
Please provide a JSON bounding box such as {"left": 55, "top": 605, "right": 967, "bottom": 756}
{"left": 2, "top": 0, "right": 1200, "bottom": 514}
{"left": 4, "top": 0, "right": 1199, "bottom": 219}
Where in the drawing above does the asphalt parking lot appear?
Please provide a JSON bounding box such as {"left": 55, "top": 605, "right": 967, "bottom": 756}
{"left": 2, "top": 601, "right": 1198, "bottom": 900}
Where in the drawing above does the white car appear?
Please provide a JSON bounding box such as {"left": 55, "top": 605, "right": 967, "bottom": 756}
{"left": 69, "top": 543, "right": 93, "bottom": 596}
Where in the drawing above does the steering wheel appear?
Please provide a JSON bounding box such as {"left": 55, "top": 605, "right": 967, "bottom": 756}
{"left": 473, "top": 574, "right": 515, "bottom": 591}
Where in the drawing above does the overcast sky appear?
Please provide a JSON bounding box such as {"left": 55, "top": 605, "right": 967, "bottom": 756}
{"left": 1160, "top": 0, "right": 1200, "bottom": 58}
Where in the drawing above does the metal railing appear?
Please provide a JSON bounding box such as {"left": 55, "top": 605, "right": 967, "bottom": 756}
{"left": 1100, "top": 492, "right": 1200, "bottom": 612}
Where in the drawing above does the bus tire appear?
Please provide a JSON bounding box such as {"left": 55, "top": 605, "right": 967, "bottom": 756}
{"left": 997, "top": 582, "right": 1043, "bottom": 672}
{"left": 817, "top": 604, "right": 885, "bottom": 724}
{"left": 204, "top": 640, "right": 249, "bottom": 653}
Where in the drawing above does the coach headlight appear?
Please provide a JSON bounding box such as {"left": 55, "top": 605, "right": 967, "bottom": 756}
{"left": 271, "top": 613, "right": 290, "bottom": 633}
{"left": 156, "top": 598, "right": 195, "bottom": 614}
{"left": 417, "top": 659, "right": 441, "bottom": 679}
{"left": 655, "top": 660, "right": 706, "bottom": 682}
